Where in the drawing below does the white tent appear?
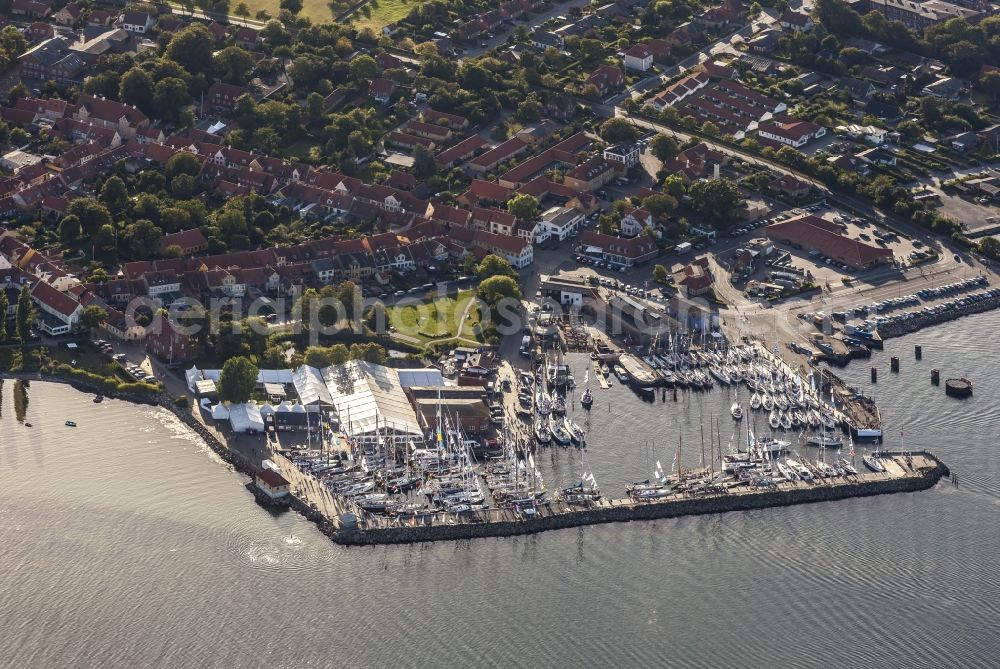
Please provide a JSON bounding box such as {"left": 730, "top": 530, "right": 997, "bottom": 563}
{"left": 210, "top": 403, "right": 230, "bottom": 420}
{"left": 229, "top": 403, "right": 265, "bottom": 433}
{"left": 186, "top": 366, "right": 204, "bottom": 393}
{"left": 259, "top": 403, "right": 277, "bottom": 416}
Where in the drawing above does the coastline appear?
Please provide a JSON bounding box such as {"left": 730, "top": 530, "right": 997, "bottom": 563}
{"left": 0, "top": 370, "right": 949, "bottom": 549}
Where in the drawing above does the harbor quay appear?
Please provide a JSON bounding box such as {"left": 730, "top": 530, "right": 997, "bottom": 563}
{"left": 283, "top": 452, "right": 947, "bottom": 547}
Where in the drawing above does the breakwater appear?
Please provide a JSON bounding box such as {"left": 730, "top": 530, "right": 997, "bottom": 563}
{"left": 877, "top": 292, "right": 1000, "bottom": 339}
{"left": 320, "top": 453, "right": 947, "bottom": 546}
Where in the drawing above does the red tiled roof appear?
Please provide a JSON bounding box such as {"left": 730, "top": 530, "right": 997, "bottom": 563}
{"left": 765, "top": 215, "right": 893, "bottom": 269}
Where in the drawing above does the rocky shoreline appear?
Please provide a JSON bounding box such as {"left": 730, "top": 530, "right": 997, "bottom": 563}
{"left": 877, "top": 294, "right": 1000, "bottom": 339}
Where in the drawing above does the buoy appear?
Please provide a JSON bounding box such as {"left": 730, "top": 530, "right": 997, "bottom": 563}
{"left": 915, "top": 345, "right": 922, "bottom": 360}
{"left": 931, "top": 369, "right": 940, "bottom": 385}
{"left": 890, "top": 356, "right": 899, "bottom": 372}
{"left": 871, "top": 367, "right": 877, "bottom": 383}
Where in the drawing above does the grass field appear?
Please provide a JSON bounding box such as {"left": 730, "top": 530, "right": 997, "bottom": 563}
{"left": 235, "top": 0, "right": 336, "bottom": 25}
{"left": 386, "top": 290, "right": 483, "bottom": 345}
{"left": 349, "top": 0, "right": 418, "bottom": 32}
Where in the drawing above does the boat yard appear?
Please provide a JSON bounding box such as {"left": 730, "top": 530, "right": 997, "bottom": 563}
{"left": 272, "top": 449, "right": 947, "bottom": 546}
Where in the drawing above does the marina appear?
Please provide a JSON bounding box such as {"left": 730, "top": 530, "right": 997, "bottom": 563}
{"left": 257, "top": 337, "right": 940, "bottom": 546}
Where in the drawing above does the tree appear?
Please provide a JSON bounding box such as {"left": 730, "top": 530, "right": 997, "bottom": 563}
{"left": 279, "top": 0, "right": 303, "bottom": 13}
{"left": 166, "top": 25, "right": 214, "bottom": 76}
{"left": 649, "top": 134, "right": 679, "bottom": 162}
{"left": 234, "top": 2, "right": 250, "bottom": 24}
{"left": 122, "top": 219, "right": 163, "bottom": 258}
{"left": 507, "top": 193, "right": 540, "bottom": 221}
{"left": 688, "top": 178, "right": 742, "bottom": 224}
{"left": 663, "top": 174, "right": 686, "bottom": 197}
{"left": 336, "top": 281, "right": 360, "bottom": 321}
{"left": 165, "top": 151, "right": 201, "bottom": 181}
{"left": 217, "top": 356, "right": 259, "bottom": 404}
{"left": 58, "top": 215, "right": 82, "bottom": 245}
{"left": 100, "top": 175, "right": 128, "bottom": 214}
{"left": 477, "top": 254, "right": 518, "bottom": 281}
{"left": 643, "top": 193, "right": 677, "bottom": 218}
{"left": 349, "top": 55, "right": 378, "bottom": 82}
{"left": 67, "top": 198, "right": 112, "bottom": 235}
{"left": 119, "top": 67, "right": 154, "bottom": 113}
{"left": 15, "top": 284, "right": 33, "bottom": 344}
{"left": 978, "top": 71, "right": 1000, "bottom": 100}
{"left": 653, "top": 264, "right": 668, "bottom": 283}
{"left": 82, "top": 305, "right": 108, "bottom": 329}
{"left": 578, "top": 38, "right": 604, "bottom": 62}
{"left": 477, "top": 275, "right": 522, "bottom": 309}
{"left": 412, "top": 144, "right": 436, "bottom": 180}
{"left": 215, "top": 46, "right": 253, "bottom": 84}
{"left": 599, "top": 117, "right": 636, "bottom": 144}
{"left": 153, "top": 77, "right": 191, "bottom": 122}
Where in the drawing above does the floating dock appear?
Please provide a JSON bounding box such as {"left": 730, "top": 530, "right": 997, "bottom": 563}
{"left": 280, "top": 452, "right": 948, "bottom": 546}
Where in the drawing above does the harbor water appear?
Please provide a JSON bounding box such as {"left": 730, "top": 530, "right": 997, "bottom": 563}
{"left": 2, "top": 313, "right": 1000, "bottom": 667}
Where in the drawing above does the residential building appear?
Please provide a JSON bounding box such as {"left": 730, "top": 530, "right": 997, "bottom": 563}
{"left": 866, "top": 0, "right": 983, "bottom": 30}
{"left": 757, "top": 118, "right": 826, "bottom": 148}
{"left": 624, "top": 44, "right": 654, "bottom": 72}
{"left": 121, "top": 11, "right": 154, "bottom": 33}
{"left": 674, "top": 257, "right": 714, "bottom": 297}
{"left": 603, "top": 143, "right": 640, "bottom": 169}
{"left": 31, "top": 281, "right": 82, "bottom": 335}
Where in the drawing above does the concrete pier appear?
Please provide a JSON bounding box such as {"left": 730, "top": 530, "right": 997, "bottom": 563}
{"left": 279, "top": 452, "right": 948, "bottom": 547}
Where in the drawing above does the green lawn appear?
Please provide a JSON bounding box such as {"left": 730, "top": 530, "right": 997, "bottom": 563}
{"left": 350, "top": 0, "right": 418, "bottom": 32}
{"left": 386, "top": 290, "right": 482, "bottom": 345}
{"left": 233, "top": 0, "right": 336, "bottom": 24}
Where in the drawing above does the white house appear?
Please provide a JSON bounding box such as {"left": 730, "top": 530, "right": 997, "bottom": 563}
{"left": 624, "top": 44, "right": 654, "bottom": 72}
{"left": 757, "top": 119, "right": 826, "bottom": 148}
{"left": 603, "top": 143, "right": 640, "bottom": 169}
{"left": 540, "top": 206, "right": 584, "bottom": 242}
{"left": 255, "top": 467, "right": 291, "bottom": 500}
{"left": 31, "top": 281, "right": 82, "bottom": 336}
{"left": 121, "top": 11, "right": 153, "bottom": 34}
{"left": 620, "top": 206, "right": 653, "bottom": 237}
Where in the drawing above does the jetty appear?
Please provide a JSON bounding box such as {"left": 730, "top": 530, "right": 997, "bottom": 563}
{"left": 279, "top": 451, "right": 947, "bottom": 546}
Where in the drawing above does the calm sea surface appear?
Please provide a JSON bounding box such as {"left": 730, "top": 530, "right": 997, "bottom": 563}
{"left": 2, "top": 313, "right": 999, "bottom": 668}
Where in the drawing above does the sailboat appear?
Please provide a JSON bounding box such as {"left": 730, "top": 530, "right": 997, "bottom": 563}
{"left": 558, "top": 450, "right": 600, "bottom": 503}
{"left": 863, "top": 451, "right": 885, "bottom": 472}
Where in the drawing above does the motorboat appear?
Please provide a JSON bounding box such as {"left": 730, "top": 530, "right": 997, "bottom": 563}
{"left": 731, "top": 402, "right": 744, "bottom": 421}
{"left": 780, "top": 412, "right": 792, "bottom": 430}
{"left": 786, "top": 459, "right": 813, "bottom": 482}
{"left": 769, "top": 410, "right": 781, "bottom": 430}
{"left": 762, "top": 393, "right": 774, "bottom": 411}
{"left": 580, "top": 387, "right": 593, "bottom": 409}
{"left": 749, "top": 392, "right": 762, "bottom": 411}
{"left": 65, "top": 420, "right": 77, "bottom": 427}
